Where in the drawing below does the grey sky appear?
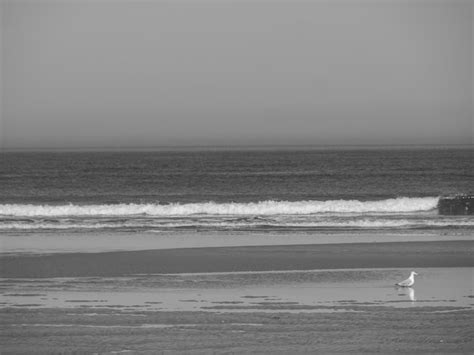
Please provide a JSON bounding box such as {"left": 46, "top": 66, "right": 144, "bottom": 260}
{"left": 1, "top": 0, "right": 472, "bottom": 149}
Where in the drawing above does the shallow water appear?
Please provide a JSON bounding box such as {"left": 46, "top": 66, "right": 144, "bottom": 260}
{"left": 2, "top": 268, "right": 472, "bottom": 312}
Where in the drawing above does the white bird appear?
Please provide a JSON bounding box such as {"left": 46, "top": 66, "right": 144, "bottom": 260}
{"left": 395, "top": 271, "right": 418, "bottom": 287}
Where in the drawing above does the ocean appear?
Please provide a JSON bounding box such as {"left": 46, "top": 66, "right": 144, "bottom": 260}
{"left": 0, "top": 147, "right": 473, "bottom": 233}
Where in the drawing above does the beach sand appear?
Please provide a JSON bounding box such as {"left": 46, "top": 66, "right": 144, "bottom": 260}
{"left": 1, "top": 240, "right": 473, "bottom": 278}
{"left": 2, "top": 229, "right": 473, "bottom": 254}
{"left": 1, "top": 240, "right": 473, "bottom": 353}
{"left": 2, "top": 306, "right": 473, "bottom": 353}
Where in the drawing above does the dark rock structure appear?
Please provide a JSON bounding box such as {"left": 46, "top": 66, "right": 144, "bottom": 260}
{"left": 438, "top": 195, "right": 474, "bottom": 215}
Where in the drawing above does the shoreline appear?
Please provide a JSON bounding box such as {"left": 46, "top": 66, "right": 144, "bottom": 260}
{"left": 2, "top": 240, "right": 473, "bottom": 353}
{"left": 1, "top": 240, "right": 473, "bottom": 278}
{"left": 2, "top": 229, "right": 473, "bottom": 254}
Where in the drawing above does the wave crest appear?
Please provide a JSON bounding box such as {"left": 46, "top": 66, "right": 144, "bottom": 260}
{"left": 0, "top": 197, "right": 439, "bottom": 217}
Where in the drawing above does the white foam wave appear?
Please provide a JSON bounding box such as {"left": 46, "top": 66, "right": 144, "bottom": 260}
{"left": 1, "top": 218, "right": 473, "bottom": 230}
{"left": 0, "top": 197, "right": 439, "bottom": 217}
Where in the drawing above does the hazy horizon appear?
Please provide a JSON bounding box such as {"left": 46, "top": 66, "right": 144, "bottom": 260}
{"left": 1, "top": 0, "right": 473, "bottom": 149}
{"left": 3, "top": 143, "right": 473, "bottom": 153}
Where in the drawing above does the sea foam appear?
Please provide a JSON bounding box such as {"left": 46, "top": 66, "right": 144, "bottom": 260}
{"left": 0, "top": 197, "right": 439, "bottom": 217}
{"left": 2, "top": 218, "right": 473, "bottom": 230}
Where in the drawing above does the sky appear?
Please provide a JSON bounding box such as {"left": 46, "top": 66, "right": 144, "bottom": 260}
{"left": 1, "top": 0, "right": 472, "bottom": 149}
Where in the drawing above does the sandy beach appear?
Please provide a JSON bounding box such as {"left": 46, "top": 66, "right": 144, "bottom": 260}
{"left": 1, "top": 240, "right": 473, "bottom": 278}
{"left": 1, "top": 239, "right": 473, "bottom": 353}
{"left": 2, "top": 306, "right": 473, "bottom": 353}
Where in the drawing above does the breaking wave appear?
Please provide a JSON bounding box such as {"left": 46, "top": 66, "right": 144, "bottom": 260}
{"left": 0, "top": 197, "right": 439, "bottom": 217}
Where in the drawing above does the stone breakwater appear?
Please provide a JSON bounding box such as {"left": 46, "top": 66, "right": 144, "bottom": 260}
{"left": 438, "top": 195, "right": 474, "bottom": 215}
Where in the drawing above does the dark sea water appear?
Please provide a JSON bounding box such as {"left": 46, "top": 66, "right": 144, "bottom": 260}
{"left": 1, "top": 148, "right": 473, "bottom": 232}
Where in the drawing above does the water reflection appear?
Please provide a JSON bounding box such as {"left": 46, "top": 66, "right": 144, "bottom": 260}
{"left": 397, "top": 286, "right": 416, "bottom": 303}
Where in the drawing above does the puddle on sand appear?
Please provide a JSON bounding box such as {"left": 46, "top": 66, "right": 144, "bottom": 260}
{"left": 1, "top": 268, "right": 472, "bottom": 313}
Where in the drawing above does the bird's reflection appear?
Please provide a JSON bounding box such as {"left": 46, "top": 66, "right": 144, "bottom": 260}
{"left": 397, "top": 286, "right": 416, "bottom": 303}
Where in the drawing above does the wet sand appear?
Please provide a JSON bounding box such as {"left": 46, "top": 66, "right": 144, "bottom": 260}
{"left": 2, "top": 229, "right": 473, "bottom": 254}
{"left": 2, "top": 306, "right": 473, "bottom": 353}
{"left": 1, "top": 240, "right": 473, "bottom": 278}
{"left": 1, "top": 240, "right": 474, "bottom": 353}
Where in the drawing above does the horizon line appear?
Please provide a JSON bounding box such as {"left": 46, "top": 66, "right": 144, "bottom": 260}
{"left": 1, "top": 143, "right": 473, "bottom": 153}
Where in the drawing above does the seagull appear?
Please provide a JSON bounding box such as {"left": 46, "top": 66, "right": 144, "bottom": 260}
{"left": 395, "top": 271, "right": 418, "bottom": 287}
